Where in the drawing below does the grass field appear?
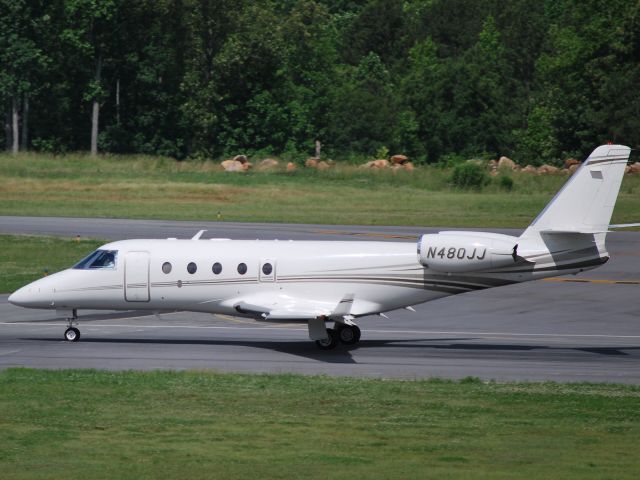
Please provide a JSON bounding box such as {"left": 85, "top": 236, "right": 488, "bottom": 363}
{"left": 0, "top": 235, "right": 103, "bottom": 293}
{"left": 2, "top": 152, "right": 639, "bottom": 227}
{"left": 0, "top": 369, "right": 638, "bottom": 479}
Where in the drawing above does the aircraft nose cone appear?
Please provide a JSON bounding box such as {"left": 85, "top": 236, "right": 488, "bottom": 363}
{"left": 8, "top": 283, "right": 53, "bottom": 308}
{"left": 8, "top": 287, "right": 27, "bottom": 306}
{"left": 8, "top": 286, "right": 34, "bottom": 307}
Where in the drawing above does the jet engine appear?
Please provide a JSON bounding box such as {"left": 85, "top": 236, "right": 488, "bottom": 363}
{"left": 417, "top": 231, "right": 518, "bottom": 273}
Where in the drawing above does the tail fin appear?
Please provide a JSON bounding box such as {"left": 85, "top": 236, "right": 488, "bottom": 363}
{"left": 521, "top": 144, "right": 631, "bottom": 238}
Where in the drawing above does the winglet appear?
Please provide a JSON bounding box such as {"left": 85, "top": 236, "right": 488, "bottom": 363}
{"left": 191, "top": 230, "right": 207, "bottom": 240}
{"left": 331, "top": 294, "right": 355, "bottom": 318}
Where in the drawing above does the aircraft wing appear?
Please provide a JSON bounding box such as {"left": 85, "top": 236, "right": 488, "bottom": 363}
{"left": 229, "top": 293, "right": 354, "bottom": 321}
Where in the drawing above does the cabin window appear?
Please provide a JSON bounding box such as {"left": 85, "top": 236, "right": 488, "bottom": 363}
{"left": 237, "top": 263, "right": 247, "bottom": 275}
{"left": 73, "top": 250, "right": 118, "bottom": 270}
{"left": 162, "top": 262, "right": 172, "bottom": 274}
{"left": 212, "top": 262, "right": 222, "bottom": 275}
{"left": 187, "top": 262, "right": 197, "bottom": 274}
{"left": 262, "top": 263, "right": 273, "bottom": 275}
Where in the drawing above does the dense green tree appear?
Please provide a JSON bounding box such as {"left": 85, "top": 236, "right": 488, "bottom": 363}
{"left": 179, "top": 0, "right": 243, "bottom": 157}
{"left": 401, "top": 37, "right": 450, "bottom": 161}
{"left": 597, "top": 0, "right": 640, "bottom": 147}
{"left": 404, "top": 0, "right": 497, "bottom": 57}
{"left": 100, "top": 0, "right": 186, "bottom": 157}
{"left": 402, "top": 17, "right": 516, "bottom": 161}
{"left": 340, "top": 0, "right": 406, "bottom": 65}
{"left": 0, "top": 0, "right": 48, "bottom": 153}
{"left": 1, "top": 0, "right": 639, "bottom": 163}
{"left": 454, "top": 16, "right": 517, "bottom": 157}
{"left": 327, "top": 52, "right": 400, "bottom": 155}
{"left": 513, "top": 0, "right": 640, "bottom": 163}
{"left": 60, "top": 0, "right": 121, "bottom": 156}
{"left": 210, "top": 2, "right": 288, "bottom": 155}
{"left": 279, "top": 0, "right": 337, "bottom": 154}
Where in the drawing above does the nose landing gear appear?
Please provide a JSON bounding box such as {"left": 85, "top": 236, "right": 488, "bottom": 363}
{"left": 64, "top": 327, "right": 80, "bottom": 342}
{"left": 63, "top": 310, "right": 80, "bottom": 342}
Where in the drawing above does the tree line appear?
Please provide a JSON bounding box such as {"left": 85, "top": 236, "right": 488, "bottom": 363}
{"left": 1, "top": 0, "right": 639, "bottom": 164}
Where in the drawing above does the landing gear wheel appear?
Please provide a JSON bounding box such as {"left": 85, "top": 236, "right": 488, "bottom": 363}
{"left": 64, "top": 327, "right": 80, "bottom": 342}
{"left": 337, "top": 325, "right": 361, "bottom": 345}
{"left": 315, "top": 328, "right": 339, "bottom": 350}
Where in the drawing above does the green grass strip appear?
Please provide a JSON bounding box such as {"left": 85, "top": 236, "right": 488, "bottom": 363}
{"left": 2, "top": 153, "right": 640, "bottom": 227}
{"left": 0, "top": 369, "right": 639, "bottom": 479}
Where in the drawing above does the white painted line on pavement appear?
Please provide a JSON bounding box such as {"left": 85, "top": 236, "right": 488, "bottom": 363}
{"left": 2, "top": 322, "right": 640, "bottom": 339}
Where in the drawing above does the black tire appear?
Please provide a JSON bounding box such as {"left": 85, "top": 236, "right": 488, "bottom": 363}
{"left": 338, "top": 325, "right": 361, "bottom": 345}
{"left": 315, "top": 328, "right": 339, "bottom": 350}
{"left": 64, "top": 327, "right": 80, "bottom": 342}
{"left": 352, "top": 325, "right": 361, "bottom": 343}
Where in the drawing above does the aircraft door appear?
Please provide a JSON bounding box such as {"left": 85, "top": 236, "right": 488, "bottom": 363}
{"left": 259, "top": 258, "right": 276, "bottom": 282}
{"left": 125, "top": 251, "right": 150, "bottom": 302}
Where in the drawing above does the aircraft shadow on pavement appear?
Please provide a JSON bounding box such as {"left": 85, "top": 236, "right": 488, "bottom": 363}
{"left": 20, "top": 336, "right": 474, "bottom": 364}
{"left": 12, "top": 310, "right": 159, "bottom": 323}
{"left": 355, "top": 341, "right": 638, "bottom": 357}
{"left": 21, "top": 336, "right": 639, "bottom": 362}
{"left": 24, "top": 336, "right": 364, "bottom": 363}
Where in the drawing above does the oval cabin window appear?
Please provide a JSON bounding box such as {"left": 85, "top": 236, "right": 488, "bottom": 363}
{"left": 162, "top": 262, "right": 172, "bottom": 274}
{"left": 237, "top": 263, "right": 247, "bottom": 275}
{"left": 262, "top": 263, "right": 273, "bottom": 275}
{"left": 212, "top": 262, "right": 222, "bottom": 275}
{"left": 187, "top": 262, "right": 197, "bottom": 274}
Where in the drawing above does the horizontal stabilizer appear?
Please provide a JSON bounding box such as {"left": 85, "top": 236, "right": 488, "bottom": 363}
{"left": 539, "top": 229, "right": 605, "bottom": 235}
{"left": 609, "top": 223, "right": 640, "bottom": 229}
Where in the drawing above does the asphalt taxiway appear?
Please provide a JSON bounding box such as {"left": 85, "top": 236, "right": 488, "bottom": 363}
{"left": 0, "top": 216, "right": 639, "bottom": 383}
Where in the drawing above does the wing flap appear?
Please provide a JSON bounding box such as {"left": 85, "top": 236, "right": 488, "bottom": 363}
{"left": 265, "top": 309, "right": 325, "bottom": 321}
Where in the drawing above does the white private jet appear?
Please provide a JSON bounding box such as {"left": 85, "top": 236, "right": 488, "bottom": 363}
{"left": 8, "top": 144, "right": 636, "bottom": 349}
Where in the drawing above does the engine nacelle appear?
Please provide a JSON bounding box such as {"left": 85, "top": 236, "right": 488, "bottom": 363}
{"left": 417, "top": 232, "right": 518, "bottom": 273}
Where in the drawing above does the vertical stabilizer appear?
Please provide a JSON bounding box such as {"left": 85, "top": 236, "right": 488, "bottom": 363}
{"left": 521, "top": 145, "right": 630, "bottom": 237}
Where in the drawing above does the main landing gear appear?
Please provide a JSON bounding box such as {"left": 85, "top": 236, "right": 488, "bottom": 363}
{"left": 63, "top": 310, "right": 80, "bottom": 342}
{"left": 314, "top": 323, "right": 361, "bottom": 350}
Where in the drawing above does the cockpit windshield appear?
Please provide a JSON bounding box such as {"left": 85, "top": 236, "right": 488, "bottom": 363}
{"left": 73, "top": 250, "right": 118, "bottom": 270}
